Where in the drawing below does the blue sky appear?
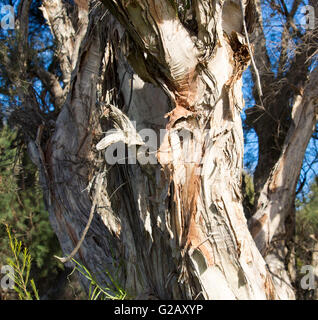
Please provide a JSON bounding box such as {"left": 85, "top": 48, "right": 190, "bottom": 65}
{"left": 242, "top": 0, "right": 318, "bottom": 198}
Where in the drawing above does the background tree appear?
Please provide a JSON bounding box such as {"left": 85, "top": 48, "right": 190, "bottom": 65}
{"left": 244, "top": 0, "right": 318, "bottom": 299}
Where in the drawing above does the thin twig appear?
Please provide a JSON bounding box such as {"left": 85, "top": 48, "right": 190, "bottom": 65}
{"left": 54, "top": 173, "right": 104, "bottom": 264}
{"left": 240, "top": 0, "right": 264, "bottom": 100}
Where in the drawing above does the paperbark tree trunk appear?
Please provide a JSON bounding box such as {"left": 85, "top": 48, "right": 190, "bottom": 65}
{"left": 26, "top": 0, "right": 280, "bottom": 299}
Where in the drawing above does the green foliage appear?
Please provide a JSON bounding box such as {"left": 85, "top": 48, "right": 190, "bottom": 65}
{"left": 70, "top": 259, "right": 128, "bottom": 300}
{"left": 295, "top": 178, "right": 318, "bottom": 299}
{"left": 0, "top": 125, "right": 127, "bottom": 300}
{"left": 296, "top": 177, "right": 318, "bottom": 264}
{"left": 5, "top": 226, "right": 39, "bottom": 300}
{"left": 296, "top": 177, "right": 318, "bottom": 234}
{"left": 0, "top": 125, "right": 62, "bottom": 291}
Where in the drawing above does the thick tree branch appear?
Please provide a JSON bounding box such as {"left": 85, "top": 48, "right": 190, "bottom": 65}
{"left": 40, "top": 0, "right": 89, "bottom": 85}
{"left": 32, "top": 67, "right": 65, "bottom": 109}
{"left": 249, "top": 67, "right": 318, "bottom": 255}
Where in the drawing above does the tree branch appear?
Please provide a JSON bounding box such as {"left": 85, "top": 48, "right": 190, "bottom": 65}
{"left": 249, "top": 67, "right": 318, "bottom": 255}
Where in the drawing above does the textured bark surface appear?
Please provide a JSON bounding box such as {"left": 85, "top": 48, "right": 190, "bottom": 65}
{"left": 26, "top": 0, "right": 285, "bottom": 299}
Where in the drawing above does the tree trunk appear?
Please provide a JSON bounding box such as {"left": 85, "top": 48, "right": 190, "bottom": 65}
{"left": 26, "top": 0, "right": 280, "bottom": 299}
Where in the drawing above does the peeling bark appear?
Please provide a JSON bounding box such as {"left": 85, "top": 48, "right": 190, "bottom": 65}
{"left": 26, "top": 0, "right": 281, "bottom": 299}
